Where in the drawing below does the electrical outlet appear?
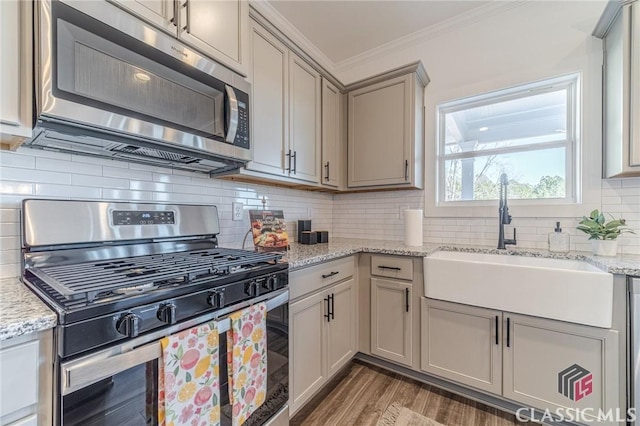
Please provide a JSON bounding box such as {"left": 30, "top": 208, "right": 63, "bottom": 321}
{"left": 232, "top": 202, "right": 244, "bottom": 221}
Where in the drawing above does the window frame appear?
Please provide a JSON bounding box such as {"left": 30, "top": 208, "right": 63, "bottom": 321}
{"left": 435, "top": 73, "right": 580, "bottom": 207}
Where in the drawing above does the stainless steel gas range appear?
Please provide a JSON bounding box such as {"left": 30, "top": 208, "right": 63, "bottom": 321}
{"left": 20, "top": 199, "right": 289, "bottom": 426}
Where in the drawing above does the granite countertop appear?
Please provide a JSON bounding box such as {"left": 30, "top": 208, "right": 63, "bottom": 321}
{"left": 286, "top": 238, "right": 640, "bottom": 276}
{"left": 1, "top": 238, "right": 637, "bottom": 341}
{"left": 0, "top": 277, "right": 57, "bottom": 341}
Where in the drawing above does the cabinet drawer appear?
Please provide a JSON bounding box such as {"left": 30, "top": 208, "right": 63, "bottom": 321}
{"left": 371, "top": 255, "right": 413, "bottom": 281}
{"left": 0, "top": 340, "right": 38, "bottom": 417}
{"left": 290, "top": 256, "right": 354, "bottom": 300}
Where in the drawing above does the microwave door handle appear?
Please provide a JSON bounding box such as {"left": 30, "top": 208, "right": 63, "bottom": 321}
{"left": 62, "top": 342, "right": 161, "bottom": 396}
{"left": 225, "top": 85, "right": 239, "bottom": 143}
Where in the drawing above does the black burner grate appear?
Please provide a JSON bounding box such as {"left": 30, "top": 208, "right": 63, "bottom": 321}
{"left": 28, "top": 248, "right": 282, "bottom": 302}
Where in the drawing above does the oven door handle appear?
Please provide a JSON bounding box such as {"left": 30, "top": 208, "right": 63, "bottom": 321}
{"left": 62, "top": 342, "right": 161, "bottom": 396}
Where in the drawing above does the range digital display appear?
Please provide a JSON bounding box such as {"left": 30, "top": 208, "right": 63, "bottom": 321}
{"left": 112, "top": 210, "right": 175, "bottom": 225}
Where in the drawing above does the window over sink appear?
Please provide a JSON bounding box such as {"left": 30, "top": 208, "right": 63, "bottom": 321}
{"left": 436, "top": 73, "right": 580, "bottom": 206}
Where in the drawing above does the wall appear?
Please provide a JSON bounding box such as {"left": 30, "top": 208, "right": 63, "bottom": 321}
{"left": 0, "top": 148, "right": 333, "bottom": 278}
{"left": 332, "top": 0, "right": 640, "bottom": 255}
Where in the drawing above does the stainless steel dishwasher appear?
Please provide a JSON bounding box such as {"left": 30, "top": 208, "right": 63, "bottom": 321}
{"left": 631, "top": 277, "right": 640, "bottom": 425}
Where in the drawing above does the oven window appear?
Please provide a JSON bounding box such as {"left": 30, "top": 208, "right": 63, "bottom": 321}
{"left": 62, "top": 361, "right": 158, "bottom": 426}
{"left": 219, "top": 304, "right": 289, "bottom": 425}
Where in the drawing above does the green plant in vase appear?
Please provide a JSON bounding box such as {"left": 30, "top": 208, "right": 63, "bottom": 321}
{"left": 577, "top": 209, "right": 635, "bottom": 256}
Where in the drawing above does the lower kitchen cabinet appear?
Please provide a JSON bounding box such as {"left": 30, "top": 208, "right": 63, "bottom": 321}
{"left": 421, "top": 298, "right": 621, "bottom": 423}
{"left": 289, "top": 276, "right": 356, "bottom": 415}
{"left": 290, "top": 290, "right": 327, "bottom": 414}
{"left": 503, "top": 313, "right": 619, "bottom": 422}
{"left": 0, "top": 330, "right": 53, "bottom": 426}
{"left": 421, "top": 298, "right": 502, "bottom": 394}
{"left": 370, "top": 277, "right": 412, "bottom": 367}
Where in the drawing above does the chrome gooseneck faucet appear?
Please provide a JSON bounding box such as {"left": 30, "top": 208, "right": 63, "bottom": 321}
{"left": 497, "top": 173, "right": 517, "bottom": 249}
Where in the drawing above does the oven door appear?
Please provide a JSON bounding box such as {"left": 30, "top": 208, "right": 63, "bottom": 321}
{"left": 58, "top": 289, "right": 288, "bottom": 426}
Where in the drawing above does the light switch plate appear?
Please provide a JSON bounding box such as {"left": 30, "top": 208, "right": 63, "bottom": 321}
{"left": 232, "top": 202, "right": 244, "bottom": 221}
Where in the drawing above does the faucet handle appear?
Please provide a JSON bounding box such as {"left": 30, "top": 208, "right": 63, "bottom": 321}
{"left": 505, "top": 228, "right": 517, "bottom": 246}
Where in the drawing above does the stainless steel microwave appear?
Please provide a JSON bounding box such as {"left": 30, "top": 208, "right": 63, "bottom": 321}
{"left": 26, "top": 0, "right": 251, "bottom": 174}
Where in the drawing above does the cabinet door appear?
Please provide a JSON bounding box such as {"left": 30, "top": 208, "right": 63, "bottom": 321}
{"left": 289, "top": 53, "right": 321, "bottom": 183}
{"left": 420, "top": 298, "right": 502, "bottom": 394}
{"left": 370, "top": 278, "right": 412, "bottom": 366}
{"left": 0, "top": 0, "right": 32, "bottom": 147}
{"left": 348, "top": 75, "right": 412, "bottom": 187}
{"left": 327, "top": 278, "right": 356, "bottom": 377}
{"left": 0, "top": 340, "right": 38, "bottom": 417}
{"left": 289, "top": 291, "right": 328, "bottom": 414}
{"left": 109, "top": 0, "right": 174, "bottom": 32}
{"left": 247, "top": 21, "right": 288, "bottom": 177}
{"left": 179, "top": 0, "right": 247, "bottom": 74}
{"left": 503, "top": 313, "right": 619, "bottom": 422}
{"left": 321, "top": 78, "right": 341, "bottom": 188}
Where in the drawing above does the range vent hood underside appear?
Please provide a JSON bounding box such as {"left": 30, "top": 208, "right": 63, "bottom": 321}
{"left": 24, "top": 121, "right": 247, "bottom": 176}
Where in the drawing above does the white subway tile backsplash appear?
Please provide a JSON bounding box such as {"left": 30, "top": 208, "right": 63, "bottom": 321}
{"left": 102, "top": 189, "right": 153, "bottom": 201}
{"left": 2, "top": 167, "right": 71, "bottom": 185}
{"left": 1, "top": 147, "right": 639, "bottom": 279}
{"left": 35, "top": 183, "right": 102, "bottom": 199}
{"left": 72, "top": 175, "right": 129, "bottom": 189}
{"left": 0, "top": 181, "right": 34, "bottom": 195}
{"left": 0, "top": 222, "right": 20, "bottom": 237}
{"left": 103, "top": 166, "right": 153, "bottom": 181}
{"left": 37, "top": 157, "right": 102, "bottom": 176}
{"left": 0, "top": 209, "right": 19, "bottom": 222}
{"left": 130, "top": 180, "right": 173, "bottom": 192}
{"left": 0, "top": 152, "right": 35, "bottom": 169}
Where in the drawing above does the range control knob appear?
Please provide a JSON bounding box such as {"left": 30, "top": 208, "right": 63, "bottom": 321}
{"left": 116, "top": 313, "right": 141, "bottom": 338}
{"left": 157, "top": 303, "right": 177, "bottom": 324}
{"left": 245, "top": 281, "right": 259, "bottom": 297}
{"left": 208, "top": 291, "right": 225, "bottom": 309}
{"left": 262, "top": 275, "right": 278, "bottom": 291}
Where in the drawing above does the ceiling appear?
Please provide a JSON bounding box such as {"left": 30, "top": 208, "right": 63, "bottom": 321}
{"left": 268, "top": 1, "right": 492, "bottom": 64}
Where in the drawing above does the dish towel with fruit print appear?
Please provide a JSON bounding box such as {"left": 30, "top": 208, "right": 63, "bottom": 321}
{"left": 159, "top": 321, "right": 221, "bottom": 426}
{"left": 227, "top": 302, "right": 268, "bottom": 426}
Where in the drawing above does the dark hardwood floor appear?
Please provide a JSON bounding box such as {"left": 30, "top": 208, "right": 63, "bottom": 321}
{"left": 291, "top": 361, "right": 527, "bottom": 426}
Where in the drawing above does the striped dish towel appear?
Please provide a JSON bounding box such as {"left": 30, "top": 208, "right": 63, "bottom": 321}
{"left": 159, "top": 321, "right": 221, "bottom": 426}
{"left": 227, "top": 302, "right": 268, "bottom": 426}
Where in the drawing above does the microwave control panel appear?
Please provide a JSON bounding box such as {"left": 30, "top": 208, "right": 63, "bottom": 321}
{"left": 233, "top": 89, "right": 250, "bottom": 149}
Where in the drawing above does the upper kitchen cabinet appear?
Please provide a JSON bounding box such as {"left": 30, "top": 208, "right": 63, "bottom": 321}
{"left": 288, "top": 53, "right": 322, "bottom": 183}
{"left": 109, "top": 0, "right": 248, "bottom": 76}
{"left": 246, "top": 19, "right": 289, "bottom": 177}
{"left": 346, "top": 63, "right": 429, "bottom": 189}
{"left": 321, "top": 78, "right": 344, "bottom": 188}
{"left": 238, "top": 18, "right": 322, "bottom": 185}
{"left": 0, "top": 0, "right": 32, "bottom": 150}
{"left": 594, "top": 0, "right": 640, "bottom": 177}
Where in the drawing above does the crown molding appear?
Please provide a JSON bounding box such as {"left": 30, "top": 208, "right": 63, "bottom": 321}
{"left": 334, "top": 0, "right": 528, "bottom": 75}
{"left": 250, "top": 0, "right": 336, "bottom": 74}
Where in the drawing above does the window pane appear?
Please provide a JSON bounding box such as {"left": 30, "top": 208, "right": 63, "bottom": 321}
{"left": 443, "top": 147, "right": 566, "bottom": 201}
{"left": 443, "top": 89, "right": 568, "bottom": 155}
